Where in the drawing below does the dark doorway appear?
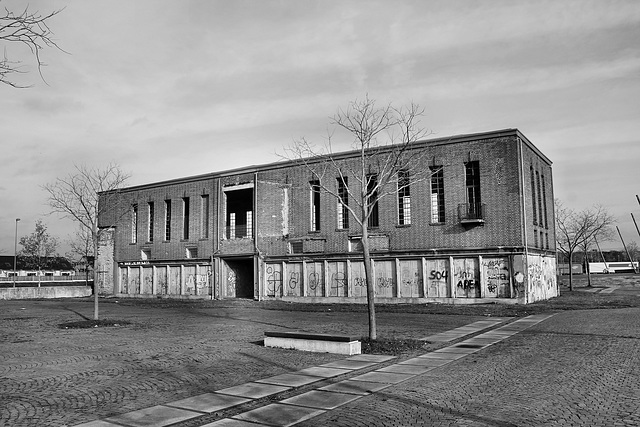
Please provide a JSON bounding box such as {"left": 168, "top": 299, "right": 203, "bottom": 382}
{"left": 223, "top": 258, "right": 254, "bottom": 298}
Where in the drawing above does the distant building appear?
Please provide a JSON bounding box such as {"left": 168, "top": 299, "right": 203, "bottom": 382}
{"left": 97, "top": 129, "right": 557, "bottom": 303}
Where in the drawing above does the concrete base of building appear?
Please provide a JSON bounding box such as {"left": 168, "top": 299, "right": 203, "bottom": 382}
{"left": 113, "top": 293, "right": 215, "bottom": 300}
{"left": 0, "top": 285, "right": 92, "bottom": 300}
{"left": 273, "top": 296, "right": 527, "bottom": 305}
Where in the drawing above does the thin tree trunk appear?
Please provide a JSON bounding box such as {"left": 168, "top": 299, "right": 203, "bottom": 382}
{"left": 360, "top": 214, "right": 376, "bottom": 340}
{"left": 93, "top": 229, "right": 99, "bottom": 320}
{"left": 568, "top": 252, "right": 574, "bottom": 291}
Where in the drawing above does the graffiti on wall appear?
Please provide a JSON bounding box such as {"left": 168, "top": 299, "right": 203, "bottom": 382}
{"left": 454, "top": 258, "right": 480, "bottom": 298}
{"left": 375, "top": 261, "right": 395, "bottom": 297}
{"left": 143, "top": 272, "right": 153, "bottom": 294}
{"left": 328, "top": 262, "right": 346, "bottom": 297}
{"left": 266, "top": 264, "right": 282, "bottom": 297}
{"left": 302, "top": 262, "right": 323, "bottom": 297}
{"left": 527, "top": 255, "right": 557, "bottom": 302}
{"left": 288, "top": 272, "right": 300, "bottom": 293}
{"left": 482, "top": 258, "right": 510, "bottom": 298}
{"left": 286, "top": 263, "right": 302, "bottom": 297}
{"left": 330, "top": 272, "right": 346, "bottom": 296}
{"left": 399, "top": 260, "right": 422, "bottom": 298}
{"left": 158, "top": 276, "right": 168, "bottom": 295}
{"left": 426, "top": 259, "right": 449, "bottom": 297}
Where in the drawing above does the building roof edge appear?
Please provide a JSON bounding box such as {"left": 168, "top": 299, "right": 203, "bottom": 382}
{"left": 103, "top": 128, "right": 549, "bottom": 194}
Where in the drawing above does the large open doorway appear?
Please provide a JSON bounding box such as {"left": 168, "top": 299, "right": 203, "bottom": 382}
{"left": 222, "top": 258, "right": 255, "bottom": 298}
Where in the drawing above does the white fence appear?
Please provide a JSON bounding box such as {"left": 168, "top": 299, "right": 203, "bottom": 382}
{"left": 588, "top": 262, "right": 638, "bottom": 274}
{"left": 0, "top": 270, "right": 91, "bottom": 282}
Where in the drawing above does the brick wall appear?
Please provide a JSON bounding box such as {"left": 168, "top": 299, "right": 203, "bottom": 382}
{"left": 254, "top": 134, "right": 529, "bottom": 258}
{"left": 105, "top": 178, "right": 217, "bottom": 263}
{"left": 99, "top": 130, "right": 554, "bottom": 264}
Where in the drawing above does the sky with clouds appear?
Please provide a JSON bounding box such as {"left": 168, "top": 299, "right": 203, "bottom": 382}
{"left": 1, "top": 0, "right": 639, "bottom": 255}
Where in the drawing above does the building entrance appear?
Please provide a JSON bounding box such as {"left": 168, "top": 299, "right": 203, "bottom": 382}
{"left": 222, "top": 258, "right": 254, "bottom": 298}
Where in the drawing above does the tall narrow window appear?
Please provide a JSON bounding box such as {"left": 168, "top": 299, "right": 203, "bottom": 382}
{"left": 536, "top": 171, "right": 543, "bottom": 227}
{"left": 367, "top": 174, "right": 379, "bottom": 228}
{"left": 246, "top": 211, "right": 253, "bottom": 239}
{"left": 541, "top": 173, "right": 548, "bottom": 229}
{"left": 225, "top": 187, "right": 253, "bottom": 239}
{"left": 147, "top": 202, "right": 154, "bottom": 242}
{"left": 229, "top": 212, "right": 236, "bottom": 239}
{"left": 131, "top": 204, "right": 138, "bottom": 243}
{"left": 310, "top": 180, "right": 321, "bottom": 231}
{"left": 164, "top": 200, "right": 171, "bottom": 241}
{"left": 201, "top": 195, "right": 210, "bottom": 239}
{"left": 465, "top": 161, "right": 481, "bottom": 217}
{"left": 182, "top": 197, "right": 190, "bottom": 240}
{"left": 530, "top": 166, "right": 538, "bottom": 226}
{"left": 430, "top": 166, "right": 445, "bottom": 223}
{"left": 337, "top": 177, "right": 349, "bottom": 230}
{"left": 398, "top": 171, "right": 411, "bottom": 225}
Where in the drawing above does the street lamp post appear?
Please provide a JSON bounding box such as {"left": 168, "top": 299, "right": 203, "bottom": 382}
{"left": 13, "top": 218, "right": 20, "bottom": 288}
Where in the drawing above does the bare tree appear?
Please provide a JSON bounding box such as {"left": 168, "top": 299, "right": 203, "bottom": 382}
{"left": 19, "top": 219, "right": 59, "bottom": 270}
{"left": 627, "top": 241, "right": 640, "bottom": 266}
{"left": 283, "top": 95, "right": 432, "bottom": 340}
{"left": 578, "top": 225, "right": 614, "bottom": 287}
{"left": 66, "top": 227, "right": 94, "bottom": 287}
{"left": 555, "top": 200, "right": 615, "bottom": 291}
{"left": 43, "top": 163, "right": 131, "bottom": 320}
{"left": 0, "top": 2, "right": 64, "bottom": 87}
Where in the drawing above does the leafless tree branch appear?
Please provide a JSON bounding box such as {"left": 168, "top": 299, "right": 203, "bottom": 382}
{"left": 43, "top": 163, "right": 131, "bottom": 319}
{"left": 0, "top": 3, "right": 65, "bottom": 87}
{"left": 555, "top": 199, "right": 615, "bottom": 290}
{"left": 280, "top": 95, "right": 433, "bottom": 339}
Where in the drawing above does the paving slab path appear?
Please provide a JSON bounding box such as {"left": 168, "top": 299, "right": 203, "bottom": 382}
{"left": 0, "top": 299, "right": 485, "bottom": 427}
{"left": 4, "top": 299, "right": 640, "bottom": 426}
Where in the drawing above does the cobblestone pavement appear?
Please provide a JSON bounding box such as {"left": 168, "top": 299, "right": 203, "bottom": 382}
{"left": 3, "top": 298, "right": 640, "bottom": 426}
{"left": 295, "top": 307, "right": 640, "bottom": 427}
{"left": 0, "top": 298, "right": 481, "bottom": 427}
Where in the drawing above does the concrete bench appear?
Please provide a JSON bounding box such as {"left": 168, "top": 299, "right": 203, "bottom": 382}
{"left": 264, "top": 331, "right": 361, "bottom": 355}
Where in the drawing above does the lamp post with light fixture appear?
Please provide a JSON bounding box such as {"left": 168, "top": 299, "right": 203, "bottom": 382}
{"left": 13, "top": 218, "right": 20, "bottom": 288}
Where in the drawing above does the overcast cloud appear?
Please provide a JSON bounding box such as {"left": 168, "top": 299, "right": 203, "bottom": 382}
{"left": 1, "top": 0, "right": 639, "bottom": 254}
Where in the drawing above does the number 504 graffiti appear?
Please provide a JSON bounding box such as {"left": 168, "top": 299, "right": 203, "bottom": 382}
{"left": 429, "top": 270, "right": 448, "bottom": 280}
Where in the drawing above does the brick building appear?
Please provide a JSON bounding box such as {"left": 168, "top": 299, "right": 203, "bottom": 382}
{"left": 97, "top": 129, "right": 558, "bottom": 304}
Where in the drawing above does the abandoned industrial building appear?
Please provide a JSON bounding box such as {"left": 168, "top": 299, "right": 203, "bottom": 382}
{"left": 96, "top": 128, "right": 558, "bottom": 304}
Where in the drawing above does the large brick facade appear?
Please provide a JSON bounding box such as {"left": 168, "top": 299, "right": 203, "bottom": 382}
{"left": 97, "top": 129, "right": 558, "bottom": 304}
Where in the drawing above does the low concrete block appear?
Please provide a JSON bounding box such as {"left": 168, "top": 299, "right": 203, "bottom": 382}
{"left": 0, "top": 285, "right": 92, "bottom": 300}
{"left": 264, "top": 335, "right": 361, "bottom": 355}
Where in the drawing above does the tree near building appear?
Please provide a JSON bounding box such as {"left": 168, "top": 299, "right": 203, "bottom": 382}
{"left": 283, "top": 95, "right": 432, "bottom": 340}
{"left": 19, "top": 219, "right": 59, "bottom": 270}
{"left": 43, "top": 163, "right": 131, "bottom": 320}
{"left": 0, "top": 3, "right": 64, "bottom": 87}
{"left": 555, "top": 200, "right": 615, "bottom": 290}
{"left": 66, "top": 227, "right": 95, "bottom": 286}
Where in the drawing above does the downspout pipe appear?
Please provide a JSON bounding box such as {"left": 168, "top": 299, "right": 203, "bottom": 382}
{"left": 518, "top": 137, "right": 530, "bottom": 302}
{"left": 254, "top": 172, "right": 261, "bottom": 300}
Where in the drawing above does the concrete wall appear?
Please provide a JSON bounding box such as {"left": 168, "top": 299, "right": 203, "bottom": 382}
{"left": 261, "top": 253, "right": 533, "bottom": 304}
{"left": 116, "top": 263, "right": 212, "bottom": 298}
{"left": 96, "top": 227, "right": 115, "bottom": 294}
{"left": 0, "top": 286, "right": 92, "bottom": 300}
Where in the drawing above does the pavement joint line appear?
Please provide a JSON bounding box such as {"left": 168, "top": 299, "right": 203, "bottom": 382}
{"left": 419, "top": 317, "right": 512, "bottom": 342}
{"left": 72, "top": 313, "right": 552, "bottom": 427}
